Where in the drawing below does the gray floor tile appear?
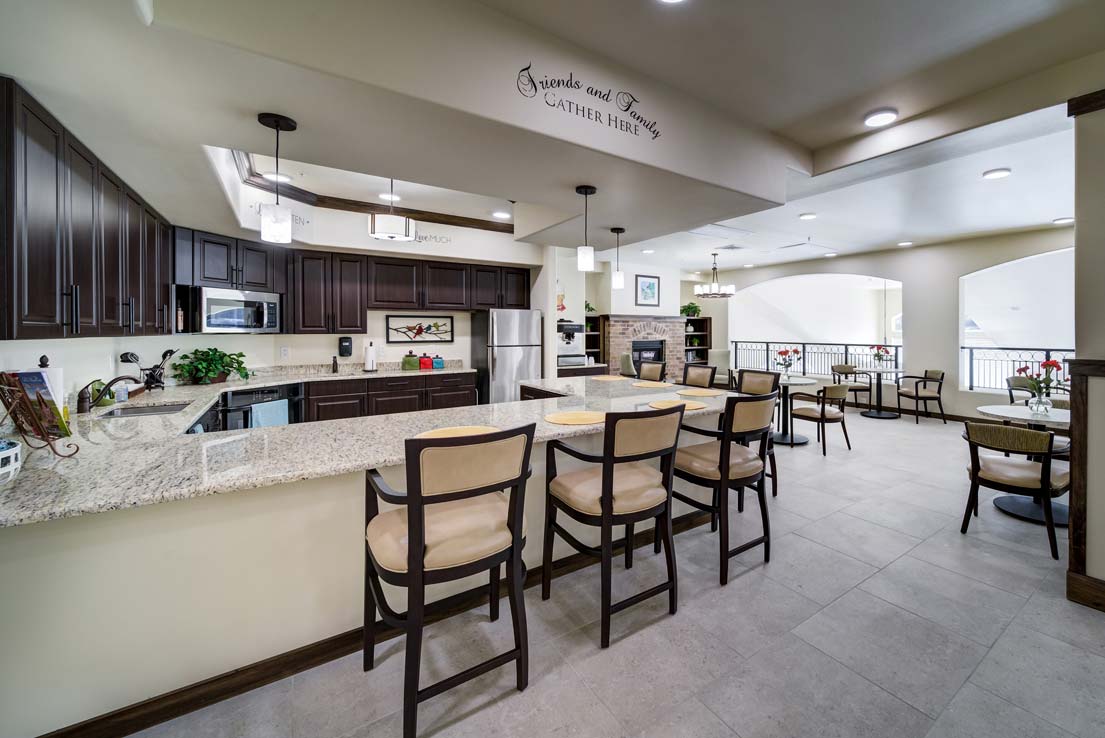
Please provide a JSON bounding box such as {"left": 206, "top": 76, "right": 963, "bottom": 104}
{"left": 924, "top": 683, "right": 1076, "bottom": 738}
{"left": 843, "top": 496, "right": 957, "bottom": 538}
{"left": 794, "top": 589, "right": 988, "bottom": 717}
{"left": 628, "top": 696, "right": 737, "bottom": 738}
{"left": 860, "top": 556, "right": 1027, "bottom": 646}
{"left": 910, "top": 530, "right": 1058, "bottom": 597}
{"left": 794, "top": 511, "right": 922, "bottom": 567}
{"left": 971, "top": 625, "right": 1105, "bottom": 738}
{"left": 736, "top": 532, "right": 878, "bottom": 605}
{"left": 1014, "top": 574, "right": 1105, "bottom": 658}
{"left": 874, "top": 479, "right": 989, "bottom": 518}
{"left": 697, "top": 634, "right": 932, "bottom": 738}
{"left": 770, "top": 481, "right": 854, "bottom": 519}
{"left": 133, "top": 680, "right": 293, "bottom": 738}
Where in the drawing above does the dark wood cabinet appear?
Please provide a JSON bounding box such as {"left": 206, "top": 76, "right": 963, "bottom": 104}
{"left": 467, "top": 264, "right": 530, "bottom": 310}
{"left": 306, "top": 394, "right": 368, "bottom": 422}
{"left": 192, "top": 231, "right": 236, "bottom": 290}
{"left": 300, "top": 373, "right": 474, "bottom": 422}
{"left": 290, "top": 249, "right": 331, "bottom": 333}
{"left": 332, "top": 253, "right": 368, "bottom": 333}
{"left": 159, "top": 220, "right": 173, "bottom": 334}
{"left": 98, "top": 169, "right": 126, "bottom": 336}
{"left": 123, "top": 193, "right": 144, "bottom": 335}
{"left": 470, "top": 265, "right": 501, "bottom": 310}
{"left": 179, "top": 232, "right": 282, "bottom": 294}
{"left": 425, "top": 385, "right": 478, "bottom": 409}
{"left": 368, "top": 389, "right": 424, "bottom": 415}
{"left": 369, "top": 257, "right": 421, "bottom": 309}
{"left": 237, "top": 240, "right": 273, "bottom": 292}
{"left": 64, "top": 134, "right": 99, "bottom": 336}
{"left": 142, "top": 207, "right": 160, "bottom": 333}
{"left": 500, "top": 267, "right": 531, "bottom": 309}
{"left": 422, "top": 261, "right": 470, "bottom": 309}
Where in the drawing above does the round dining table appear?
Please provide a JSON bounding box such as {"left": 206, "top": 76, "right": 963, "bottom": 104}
{"left": 773, "top": 375, "right": 818, "bottom": 446}
{"left": 860, "top": 366, "right": 906, "bottom": 419}
{"left": 974, "top": 404, "right": 1071, "bottom": 527}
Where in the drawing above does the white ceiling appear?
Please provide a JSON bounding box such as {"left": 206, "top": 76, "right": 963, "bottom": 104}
{"left": 614, "top": 116, "right": 1075, "bottom": 271}
{"left": 479, "top": 0, "right": 1105, "bottom": 149}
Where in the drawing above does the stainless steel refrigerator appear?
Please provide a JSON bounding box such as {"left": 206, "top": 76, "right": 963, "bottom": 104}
{"left": 472, "top": 309, "right": 543, "bottom": 403}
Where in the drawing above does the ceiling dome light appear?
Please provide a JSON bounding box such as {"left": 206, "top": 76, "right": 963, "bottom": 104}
{"left": 492, "top": 210, "right": 512, "bottom": 220}
{"left": 798, "top": 212, "right": 817, "bottom": 220}
{"left": 982, "top": 168, "right": 1012, "bottom": 180}
{"left": 743, "top": 264, "right": 754, "bottom": 269}
{"left": 1052, "top": 217, "right": 1075, "bottom": 225}
{"left": 823, "top": 253, "right": 838, "bottom": 258}
{"left": 379, "top": 192, "right": 401, "bottom": 202}
{"left": 611, "top": 227, "right": 626, "bottom": 290}
{"left": 257, "top": 113, "right": 297, "bottom": 244}
{"left": 863, "top": 108, "right": 899, "bottom": 127}
{"left": 370, "top": 178, "right": 416, "bottom": 241}
{"left": 642, "top": 249, "right": 655, "bottom": 254}
{"left": 261, "top": 171, "right": 292, "bottom": 183}
{"left": 897, "top": 241, "right": 913, "bottom": 247}
{"left": 575, "top": 185, "right": 597, "bottom": 272}
{"left": 658, "top": 0, "right": 686, "bottom": 3}
{"left": 693, "top": 253, "right": 735, "bottom": 299}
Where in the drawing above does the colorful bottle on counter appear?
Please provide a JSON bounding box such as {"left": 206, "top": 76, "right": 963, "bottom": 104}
{"left": 432, "top": 354, "right": 444, "bottom": 370}
{"left": 401, "top": 350, "right": 419, "bottom": 371}
{"left": 419, "top": 353, "right": 433, "bottom": 370}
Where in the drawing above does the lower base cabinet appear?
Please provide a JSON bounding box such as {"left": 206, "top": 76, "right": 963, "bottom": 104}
{"left": 304, "top": 373, "right": 476, "bottom": 421}
{"left": 368, "top": 389, "right": 424, "bottom": 415}
{"left": 425, "top": 386, "right": 478, "bottom": 409}
{"left": 306, "top": 393, "right": 368, "bottom": 422}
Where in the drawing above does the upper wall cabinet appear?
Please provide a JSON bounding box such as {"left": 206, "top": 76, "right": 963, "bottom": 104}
{"left": 1, "top": 77, "right": 172, "bottom": 340}
{"left": 362, "top": 255, "right": 530, "bottom": 312}
{"left": 422, "top": 260, "right": 470, "bottom": 310}
{"left": 289, "top": 249, "right": 367, "bottom": 334}
{"left": 368, "top": 256, "right": 421, "bottom": 310}
{"left": 188, "top": 231, "right": 283, "bottom": 294}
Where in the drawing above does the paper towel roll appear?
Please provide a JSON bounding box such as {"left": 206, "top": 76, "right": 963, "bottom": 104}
{"left": 364, "top": 342, "right": 378, "bottom": 371}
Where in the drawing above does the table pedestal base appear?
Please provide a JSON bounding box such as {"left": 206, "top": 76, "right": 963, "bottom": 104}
{"left": 993, "top": 496, "right": 1069, "bottom": 527}
{"left": 861, "top": 410, "right": 900, "bottom": 419}
{"left": 772, "top": 432, "right": 809, "bottom": 446}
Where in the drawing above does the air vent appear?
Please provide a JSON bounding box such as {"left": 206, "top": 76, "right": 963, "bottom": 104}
{"left": 689, "top": 223, "right": 756, "bottom": 240}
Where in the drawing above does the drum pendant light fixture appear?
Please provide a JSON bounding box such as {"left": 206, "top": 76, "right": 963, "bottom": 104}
{"left": 694, "top": 253, "right": 736, "bottom": 299}
{"left": 610, "top": 227, "right": 626, "bottom": 289}
{"left": 575, "top": 185, "right": 597, "bottom": 272}
{"left": 257, "top": 113, "right": 297, "bottom": 244}
{"left": 370, "top": 178, "right": 417, "bottom": 241}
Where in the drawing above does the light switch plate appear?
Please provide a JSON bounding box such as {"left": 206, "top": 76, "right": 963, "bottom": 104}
{"left": 279, "top": 346, "right": 290, "bottom": 360}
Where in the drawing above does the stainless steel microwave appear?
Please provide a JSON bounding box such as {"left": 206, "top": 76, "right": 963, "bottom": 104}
{"left": 199, "top": 288, "right": 281, "bottom": 334}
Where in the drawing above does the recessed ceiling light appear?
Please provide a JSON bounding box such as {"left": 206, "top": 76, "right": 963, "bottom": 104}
{"left": 1052, "top": 217, "right": 1074, "bottom": 225}
{"left": 491, "top": 210, "right": 512, "bottom": 220}
{"left": 658, "top": 0, "right": 685, "bottom": 3}
{"left": 379, "top": 192, "right": 401, "bottom": 202}
{"left": 798, "top": 212, "right": 817, "bottom": 220}
{"left": 823, "top": 253, "right": 838, "bottom": 258}
{"left": 743, "top": 264, "right": 754, "bottom": 269}
{"left": 642, "top": 249, "right": 655, "bottom": 254}
{"left": 897, "top": 241, "right": 913, "bottom": 247}
{"left": 261, "top": 171, "right": 291, "bottom": 183}
{"left": 982, "top": 168, "right": 1012, "bottom": 180}
{"left": 863, "top": 108, "right": 899, "bottom": 127}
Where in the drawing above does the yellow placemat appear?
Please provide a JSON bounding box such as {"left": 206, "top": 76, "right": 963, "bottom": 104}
{"left": 649, "top": 399, "right": 707, "bottom": 411}
{"left": 592, "top": 375, "right": 627, "bottom": 382}
{"left": 544, "top": 411, "right": 606, "bottom": 425}
{"left": 416, "top": 425, "right": 500, "bottom": 439}
{"left": 633, "top": 381, "right": 673, "bottom": 388}
{"left": 676, "top": 388, "right": 724, "bottom": 397}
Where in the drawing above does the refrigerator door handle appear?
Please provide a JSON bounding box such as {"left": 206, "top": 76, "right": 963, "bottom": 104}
{"left": 490, "top": 347, "right": 497, "bottom": 376}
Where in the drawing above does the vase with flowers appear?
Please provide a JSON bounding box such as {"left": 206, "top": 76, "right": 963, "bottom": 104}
{"left": 775, "top": 347, "right": 801, "bottom": 377}
{"left": 869, "top": 345, "right": 892, "bottom": 365}
{"left": 1017, "top": 360, "right": 1066, "bottom": 414}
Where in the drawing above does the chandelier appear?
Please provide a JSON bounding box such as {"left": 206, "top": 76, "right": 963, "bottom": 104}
{"left": 694, "top": 253, "right": 735, "bottom": 299}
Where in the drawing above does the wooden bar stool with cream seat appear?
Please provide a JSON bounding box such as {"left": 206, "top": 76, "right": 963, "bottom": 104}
{"left": 364, "top": 424, "right": 536, "bottom": 738}
{"left": 638, "top": 360, "right": 666, "bottom": 382}
{"left": 961, "top": 422, "right": 1069, "bottom": 559}
{"left": 682, "top": 364, "right": 717, "bottom": 388}
{"left": 671, "top": 391, "right": 779, "bottom": 584}
{"left": 832, "top": 363, "right": 872, "bottom": 411}
{"left": 735, "top": 369, "right": 782, "bottom": 500}
{"left": 542, "top": 404, "right": 685, "bottom": 648}
{"left": 789, "top": 384, "right": 851, "bottom": 456}
{"left": 897, "top": 369, "right": 947, "bottom": 424}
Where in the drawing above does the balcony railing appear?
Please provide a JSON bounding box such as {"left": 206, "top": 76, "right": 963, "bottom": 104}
{"left": 960, "top": 346, "right": 1075, "bottom": 392}
{"left": 731, "top": 341, "right": 902, "bottom": 376}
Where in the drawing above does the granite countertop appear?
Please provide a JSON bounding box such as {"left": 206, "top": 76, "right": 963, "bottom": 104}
{"left": 0, "top": 373, "right": 734, "bottom": 529}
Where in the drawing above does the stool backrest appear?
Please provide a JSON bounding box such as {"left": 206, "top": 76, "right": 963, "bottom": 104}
{"left": 407, "top": 424, "right": 535, "bottom": 500}
{"left": 683, "top": 364, "right": 717, "bottom": 388}
{"left": 639, "top": 361, "right": 666, "bottom": 382}
{"left": 608, "top": 405, "right": 685, "bottom": 460}
{"left": 823, "top": 384, "right": 849, "bottom": 402}
{"left": 735, "top": 369, "right": 781, "bottom": 395}
{"left": 964, "top": 422, "right": 1051, "bottom": 455}
{"left": 727, "top": 391, "right": 779, "bottom": 436}
{"left": 831, "top": 363, "right": 856, "bottom": 375}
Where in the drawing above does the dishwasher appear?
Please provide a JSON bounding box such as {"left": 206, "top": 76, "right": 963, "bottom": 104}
{"left": 220, "top": 383, "right": 305, "bottom": 430}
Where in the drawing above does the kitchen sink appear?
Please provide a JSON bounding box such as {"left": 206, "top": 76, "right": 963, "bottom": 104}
{"left": 100, "top": 403, "right": 192, "bottom": 417}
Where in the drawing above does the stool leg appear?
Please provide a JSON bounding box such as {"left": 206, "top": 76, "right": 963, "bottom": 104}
{"left": 757, "top": 477, "right": 771, "bottom": 563}
{"left": 961, "top": 480, "right": 979, "bottom": 533}
{"left": 363, "top": 548, "right": 377, "bottom": 672}
{"left": 600, "top": 524, "right": 613, "bottom": 648}
{"left": 653, "top": 517, "right": 662, "bottom": 554}
{"left": 402, "top": 586, "right": 424, "bottom": 738}
{"left": 738, "top": 486, "right": 745, "bottom": 513}
{"left": 625, "top": 522, "right": 635, "bottom": 569}
{"left": 541, "top": 503, "right": 556, "bottom": 600}
{"left": 718, "top": 482, "right": 730, "bottom": 586}
{"left": 660, "top": 505, "right": 678, "bottom": 615}
{"left": 769, "top": 450, "right": 778, "bottom": 497}
{"left": 710, "top": 487, "right": 720, "bottom": 531}
{"left": 489, "top": 565, "right": 500, "bottom": 622}
{"left": 1043, "top": 496, "right": 1059, "bottom": 560}
{"left": 841, "top": 417, "right": 852, "bottom": 450}
{"left": 506, "top": 550, "right": 529, "bottom": 690}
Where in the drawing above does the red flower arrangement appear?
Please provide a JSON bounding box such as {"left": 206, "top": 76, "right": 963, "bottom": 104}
{"left": 1016, "top": 360, "right": 1066, "bottom": 411}
{"left": 775, "top": 347, "right": 801, "bottom": 372}
{"left": 869, "top": 345, "right": 892, "bottom": 363}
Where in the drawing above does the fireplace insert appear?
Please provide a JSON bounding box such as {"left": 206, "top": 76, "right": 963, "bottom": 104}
{"left": 631, "top": 340, "right": 665, "bottom": 375}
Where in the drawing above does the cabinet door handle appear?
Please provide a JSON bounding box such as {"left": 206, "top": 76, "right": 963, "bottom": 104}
{"left": 163, "top": 303, "right": 169, "bottom": 334}
{"left": 128, "top": 297, "right": 136, "bottom": 335}
{"left": 66, "top": 284, "right": 80, "bottom": 335}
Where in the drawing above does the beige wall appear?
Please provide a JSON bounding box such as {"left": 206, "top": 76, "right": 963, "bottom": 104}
{"left": 708, "top": 227, "right": 1074, "bottom": 417}
{"left": 679, "top": 281, "right": 730, "bottom": 365}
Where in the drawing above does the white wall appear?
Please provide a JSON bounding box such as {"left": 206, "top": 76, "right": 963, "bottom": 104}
{"left": 597, "top": 258, "right": 682, "bottom": 317}
{"left": 554, "top": 247, "right": 587, "bottom": 322}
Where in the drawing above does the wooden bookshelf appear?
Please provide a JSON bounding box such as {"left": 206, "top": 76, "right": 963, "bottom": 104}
{"left": 585, "top": 314, "right": 604, "bottom": 365}
{"left": 683, "top": 316, "right": 712, "bottom": 366}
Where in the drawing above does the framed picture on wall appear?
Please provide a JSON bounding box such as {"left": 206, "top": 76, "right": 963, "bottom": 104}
{"left": 385, "top": 315, "right": 455, "bottom": 343}
{"left": 635, "top": 274, "right": 660, "bottom": 307}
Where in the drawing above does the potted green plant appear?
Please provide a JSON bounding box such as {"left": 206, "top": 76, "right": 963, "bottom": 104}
{"left": 172, "top": 348, "right": 250, "bottom": 385}
{"left": 680, "top": 302, "right": 701, "bottom": 317}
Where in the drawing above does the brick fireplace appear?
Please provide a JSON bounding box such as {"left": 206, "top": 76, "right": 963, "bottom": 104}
{"left": 603, "top": 315, "right": 686, "bottom": 379}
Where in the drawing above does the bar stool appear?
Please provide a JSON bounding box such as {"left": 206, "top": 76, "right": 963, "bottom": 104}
{"left": 542, "top": 404, "right": 685, "bottom": 648}
{"left": 671, "top": 392, "right": 779, "bottom": 584}
{"left": 682, "top": 364, "right": 717, "bottom": 388}
{"left": 734, "top": 369, "right": 782, "bottom": 502}
{"left": 364, "top": 424, "right": 536, "bottom": 738}
{"left": 638, "top": 360, "right": 666, "bottom": 382}
{"left": 790, "top": 384, "right": 851, "bottom": 456}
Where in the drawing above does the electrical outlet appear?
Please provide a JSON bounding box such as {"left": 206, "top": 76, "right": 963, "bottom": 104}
{"left": 279, "top": 346, "right": 290, "bottom": 360}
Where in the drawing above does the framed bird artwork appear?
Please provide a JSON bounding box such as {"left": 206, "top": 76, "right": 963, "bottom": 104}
{"left": 385, "top": 315, "right": 455, "bottom": 343}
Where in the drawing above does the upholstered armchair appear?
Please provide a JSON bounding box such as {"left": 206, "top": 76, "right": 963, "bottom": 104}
{"left": 897, "top": 369, "right": 947, "bottom": 424}
{"left": 831, "top": 363, "right": 872, "bottom": 410}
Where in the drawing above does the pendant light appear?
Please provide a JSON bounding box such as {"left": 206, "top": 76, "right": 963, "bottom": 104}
{"left": 610, "top": 227, "right": 626, "bottom": 289}
{"left": 257, "top": 113, "right": 297, "bottom": 244}
{"left": 575, "top": 185, "right": 597, "bottom": 271}
{"left": 370, "top": 178, "right": 417, "bottom": 241}
{"left": 694, "top": 253, "right": 736, "bottom": 298}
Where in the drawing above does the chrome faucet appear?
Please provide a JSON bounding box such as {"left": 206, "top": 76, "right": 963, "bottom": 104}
{"left": 76, "top": 374, "right": 142, "bottom": 414}
{"left": 75, "top": 350, "right": 177, "bottom": 414}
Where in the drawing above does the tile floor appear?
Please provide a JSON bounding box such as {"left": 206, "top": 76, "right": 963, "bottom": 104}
{"left": 136, "top": 410, "right": 1105, "bottom": 738}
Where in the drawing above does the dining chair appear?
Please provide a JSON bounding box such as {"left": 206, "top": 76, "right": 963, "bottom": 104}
{"left": 897, "top": 369, "right": 947, "bottom": 424}
{"left": 638, "top": 361, "right": 666, "bottom": 382}
{"left": 832, "top": 363, "right": 872, "bottom": 410}
{"left": 790, "top": 384, "right": 852, "bottom": 456}
{"left": 670, "top": 392, "right": 779, "bottom": 584}
{"left": 682, "top": 364, "right": 717, "bottom": 388}
{"left": 735, "top": 369, "right": 782, "bottom": 500}
{"left": 1006, "top": 375, "right": 1035, "bottom": 404}
{"left": 364, "top": 424, "right": 536, "bottom": 738}
{"left": 542, "top": 404, "right": 684, "bottom": 648}
{"left": 961, "top": 422, "right": 1069, "bottom": 559}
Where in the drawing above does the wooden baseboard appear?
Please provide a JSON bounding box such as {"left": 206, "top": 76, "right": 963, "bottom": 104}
{"left": 1067, "top": 570, "right": 1105, "bottom": 613}
{"left": 42, "top": 510, "right": 713, "bottom": 738}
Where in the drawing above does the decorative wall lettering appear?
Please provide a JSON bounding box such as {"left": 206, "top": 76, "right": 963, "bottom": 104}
{"left": 515, "top": 62, "right": 662, "bottom": 141}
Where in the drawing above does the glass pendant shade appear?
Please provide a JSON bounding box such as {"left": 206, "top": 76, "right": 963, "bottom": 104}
{"left": 259, "top": 203, "right": 292, "bottom": 244}
{"left": 577, "top": 245, "right": 595, "bottom": 272}
{"left": 612, "top": 270, "right": 625, "bottom": 290}
{"left": 370, "top": 213, "right": 417, "bottom": 242}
